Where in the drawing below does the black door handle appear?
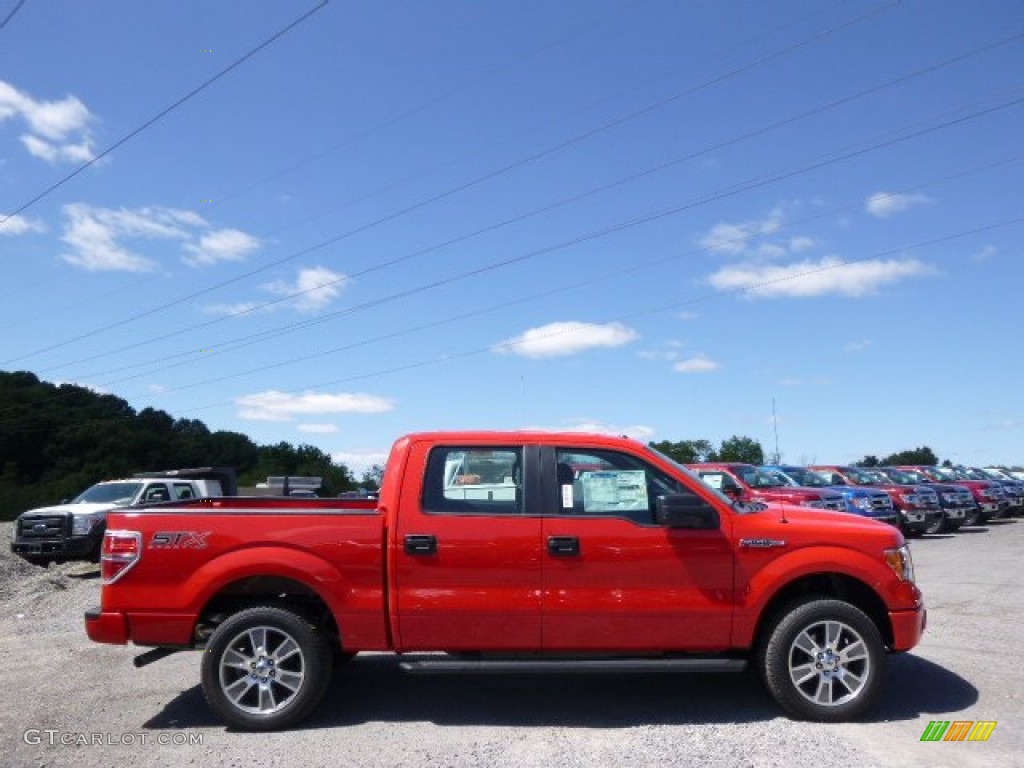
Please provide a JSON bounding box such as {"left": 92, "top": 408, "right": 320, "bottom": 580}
{"left": 547, "top": 535, "right": 580, "bottom": 556}
{"left": 404, "top": 534, "right": 437, "bottom": 555}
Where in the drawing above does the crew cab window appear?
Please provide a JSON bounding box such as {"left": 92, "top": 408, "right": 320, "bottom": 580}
{"left": 555, "top": 448, "right": 691, "bottom": 525}
{"left": 173, "top": 483, "right": 195, "bottom": 500}
{"left": 423, "top": 447, "right": 523, "bottom": 515}
{"left": 142, "top": 483, "right": 171, "bottom": 503}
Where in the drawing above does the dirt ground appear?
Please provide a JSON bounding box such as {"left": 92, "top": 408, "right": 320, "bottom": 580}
{"left": 1, "top": 519, "right": 1021, "bottom": 768}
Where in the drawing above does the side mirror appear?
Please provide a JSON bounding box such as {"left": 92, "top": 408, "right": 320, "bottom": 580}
{"left": 655, "top": 494, "right": 720, "bottom": 529}
{"left": 721, "top": 485, "right": 741, "bottom": 500}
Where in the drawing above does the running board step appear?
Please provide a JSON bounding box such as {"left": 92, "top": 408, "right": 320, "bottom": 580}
{"left": 399, "top": 658, "right": 747, "bottom": 675}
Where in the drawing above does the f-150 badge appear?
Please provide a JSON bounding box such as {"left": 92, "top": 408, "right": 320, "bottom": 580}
{"left": 149, "top": 531, "right": 211, "bottom": 549}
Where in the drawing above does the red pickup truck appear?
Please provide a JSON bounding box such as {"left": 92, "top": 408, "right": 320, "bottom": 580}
{"left": 86, "top": 431, "right": 925, "bottom": 730}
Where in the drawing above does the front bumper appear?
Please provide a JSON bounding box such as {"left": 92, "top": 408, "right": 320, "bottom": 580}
{"left": 890, "top": 603, "right": 927, "bottom": 652}
{"left": 12, "top": 534, "right": 98, "bottom": 560}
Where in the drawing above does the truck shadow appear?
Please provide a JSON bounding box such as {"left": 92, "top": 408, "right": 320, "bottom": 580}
{"left": 142, "top": 652, "right": 976, "bottom": 731}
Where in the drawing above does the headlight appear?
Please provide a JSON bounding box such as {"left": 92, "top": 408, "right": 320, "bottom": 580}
{"left": 851, "top": 497, "right": 873, "bottom": 511}
{"left": 885, "top": 544, "right": 916, "bottom": 583}
{"left": 71, "top": 514, "right": 102, "bottom": 536}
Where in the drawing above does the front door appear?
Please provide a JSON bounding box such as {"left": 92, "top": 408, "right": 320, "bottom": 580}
{"left": 540, "top": 446, "right": 734, "bottom": 651}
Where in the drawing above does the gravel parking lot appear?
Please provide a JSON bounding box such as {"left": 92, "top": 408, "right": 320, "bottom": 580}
{"left": 2, "top": 519, "right": 1020, "bottom": 768}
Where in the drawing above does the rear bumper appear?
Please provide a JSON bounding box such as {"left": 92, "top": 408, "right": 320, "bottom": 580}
{"left": 85, "top": 607, "right": 129, "bottom": 645}
{"left": 890, "top": 604, "right": 927, "bottom": 651}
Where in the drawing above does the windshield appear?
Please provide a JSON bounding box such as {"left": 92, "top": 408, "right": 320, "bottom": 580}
{"left": 928, "top": 466, "right": 957, "bottom": 481}
{"left": 776, "top": 467, "right": 828, "bottom": 488}
{"left": 884, "top": 468, "right": 921, "bottom": 484}
{"left": 736, "top": 467, "right": 787, "bottom": 488}
{"left": 959, "top": 467, "right": 990, "bottom": 481}
{"left": 840, "top": 467, "right": 878, "bottom": 486}
{"left": 71, "top": 482, "right": 143, "bottom": 505}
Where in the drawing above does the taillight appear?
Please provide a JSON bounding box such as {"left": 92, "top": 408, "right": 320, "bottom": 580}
{"left": 101, "top": 530, "right": 142, "bottom": 585}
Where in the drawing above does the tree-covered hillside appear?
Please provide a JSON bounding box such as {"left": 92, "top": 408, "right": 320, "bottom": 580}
{"left": 0, "top": 371, "right": 359, "bottom": 519}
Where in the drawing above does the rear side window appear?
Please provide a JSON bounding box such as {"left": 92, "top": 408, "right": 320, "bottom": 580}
{"left": 422, "top": 447, "right": 523, "bottom": 515}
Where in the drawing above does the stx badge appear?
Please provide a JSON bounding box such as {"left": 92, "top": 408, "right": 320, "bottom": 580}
{"left": 149, "top": 531, "right": 211, "bottom": 549}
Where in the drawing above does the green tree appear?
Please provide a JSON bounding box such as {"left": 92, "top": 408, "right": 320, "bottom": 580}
{"left": 648, "top": 439, "right": 717, "bottom": 464}
{"left": 358, "top": 464, "right": 385, "bottom": 490}
{"left": 717, "top": 435, "right": 765, "bottom": 464}
{"left": 855, "top": 455, "right": 880, "bottom": 467}
{"left": 881, "top": 446, "right": 939, "bottom": 466}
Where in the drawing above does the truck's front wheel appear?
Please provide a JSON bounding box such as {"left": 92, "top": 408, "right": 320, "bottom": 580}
{"left": 201, "top": 606, "right": 333, "bottom": 731}
{"left": 760, "top": 599, "right": 885, "bottom": 722}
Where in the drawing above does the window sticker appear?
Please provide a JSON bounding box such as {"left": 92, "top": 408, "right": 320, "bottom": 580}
{"left": 561, "top": 482, "right": 574, "bottom": 508}
{"left": 701, "top": 473, "right": 724, "bottom": 490}
{"left": 580, "top": 470, "right": 648, "bottom": 512}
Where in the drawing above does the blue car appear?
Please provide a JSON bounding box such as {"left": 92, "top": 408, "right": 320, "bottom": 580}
{"left": 761, "top": 465, "right": 900, "bottom": 527}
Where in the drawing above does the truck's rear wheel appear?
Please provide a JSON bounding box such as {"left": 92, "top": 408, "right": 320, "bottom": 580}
{"left": 201, "top": 606, "right": 333, "bottom": 731}
{"left": 760, "top": 599, "right": 884, "bottom": 722}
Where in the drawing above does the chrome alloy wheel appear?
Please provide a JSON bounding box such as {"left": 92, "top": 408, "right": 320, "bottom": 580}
{"left": 218, "top": 625, "right": 306, "bottom": 716}
{"left": 787, "top": 619, "right": 871, "bottom": 708}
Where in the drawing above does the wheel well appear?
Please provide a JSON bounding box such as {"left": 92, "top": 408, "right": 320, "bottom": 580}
{"left": 196, "top": 575, "right": 340, "bottom": 647}
{"left": 753, "top": 573, "right": 893, "bottom": 652}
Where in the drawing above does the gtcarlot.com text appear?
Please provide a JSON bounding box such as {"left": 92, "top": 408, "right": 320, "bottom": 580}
{"left": 23, "top": 729, "right": 204, "bottom": 747}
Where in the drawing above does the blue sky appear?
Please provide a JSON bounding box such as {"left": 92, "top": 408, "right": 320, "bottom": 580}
{"left": 1, "top": 0, "right": 1022, "bottom": 476}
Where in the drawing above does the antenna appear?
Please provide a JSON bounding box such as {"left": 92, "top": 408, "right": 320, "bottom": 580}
{"left": 772, "top": 397, "right": 781, "bottom": 464}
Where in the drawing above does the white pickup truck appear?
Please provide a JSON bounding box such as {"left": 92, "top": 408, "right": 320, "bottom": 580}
{"left": 11, "top": 467, "right": 236, "bottom": 566}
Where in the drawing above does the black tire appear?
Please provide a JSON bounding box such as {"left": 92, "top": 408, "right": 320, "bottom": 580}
{"left": 924, "top": 514, "right": 947, "bottom": 535}
{"left": 760, "top": 599, "right": 885, "bottom": 722}
{"left": 201, "top": 605, "right": 333, "bottom": 731}
{"left": 963, "top": 507, "right": 982, "bottom": 527}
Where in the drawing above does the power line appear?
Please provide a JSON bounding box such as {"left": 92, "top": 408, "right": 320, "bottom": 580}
{"left": 91, "top": 155, "right": 1023, "bottom": 396}
{"left": 0, "top": 0, "right": 25, "bottom": 30}
{"left": 0, "top": 0, "right": 329, "bottom": 227}
{"left": 4, "top": 211, "right": 1020, "bottom": 436}
{"left": 161, "top": 214, "right": 1024, "bottom": 416}
{"left": 51, "top": 86, "right": 1024, "bottom": 383}
{"left": 2, "top": 0, "right": 898, "bottom": 365}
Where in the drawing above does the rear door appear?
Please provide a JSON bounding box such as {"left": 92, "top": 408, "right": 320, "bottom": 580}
{"left": 393, "top": 442, "right": 544, "bottom": 650}
{"left": 540, "top": 445, "right": 734, "bottom": 651}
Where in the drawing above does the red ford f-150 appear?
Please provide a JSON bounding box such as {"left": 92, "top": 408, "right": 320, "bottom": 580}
{"left": 85, "top": 432, "right": 925, "bottom": 730}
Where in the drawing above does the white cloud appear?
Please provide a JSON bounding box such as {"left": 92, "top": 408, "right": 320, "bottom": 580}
{"left": 638, "top": 340, "right": 685, "bottom": 361}
{"left": 699, "top": 207, "right": 784, "bottom": 256}
{"left": 971, "top": 245, "right": 997, "bottom": 263}
{"left": 202, "top": 301, "right": 263, "bottom": 316}
{"left": 298, "top": 423, "right": 338, "bottom": 434}
{"left": 673, "top": 356, "right": 719, "bottom": 373}
{"left": 789, "top": 236, "right": 816, "bottom": 253}
{"left": 332, "top": 450, "right": 390, "bottom": 476}
{"left": 264, "top": 266, "right": 347, "bottom": 312}
{"left": 844, "top": 339, "right": 872, "bottom": 352}
{"left": 708, "top": 256, "right": 934, "bottom": 298}
{"left": 60, "top": 203, "right": 203, "bottom": 272}
{"left": 236, "top": 390, "right": 394, "bottom": 422}
{"left": 675, "top": 311, "right": 698, "bottom": 320}
{"left": 0, "top": 214, "right": 44, "bottom": 235}
{"left": 1, "top": 79, "right": 96, "bottom": 163}
{"left": 865, "top": 191, "right": 932, "bottom": 218}
{"left": 59, "top": 203, "right": 258, "bottom": 273}
{"left": 496, "top": 321, "right": 638, "bottom": 359}
{"left": 522, "top": 420, "right": 655, "bottom": 441}
{"left": 183, "top": 228, "right": 262, "bottom": 267}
